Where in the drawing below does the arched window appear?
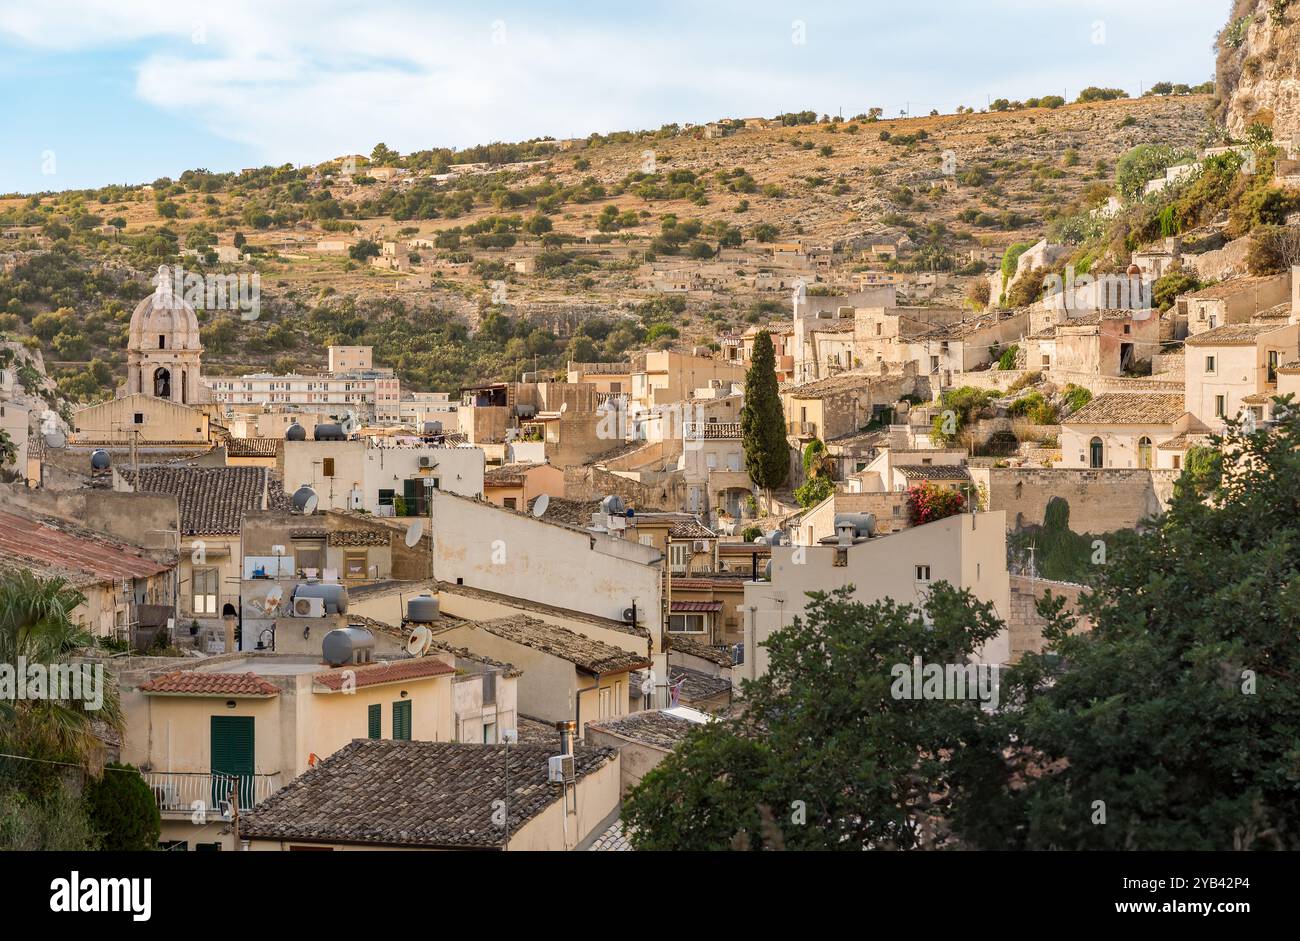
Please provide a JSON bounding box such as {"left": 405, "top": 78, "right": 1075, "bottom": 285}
{"left": 1138, "top": 436, "right": 1153, "bottom": 469}
{"left": 1089, "top": 436, "right": 1104, "bottom": 469}
{"left": 153, "top": 366, "right": 171, "bottom": 399}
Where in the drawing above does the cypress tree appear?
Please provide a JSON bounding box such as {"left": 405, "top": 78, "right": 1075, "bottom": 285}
{"left": 741, "top": 330, "right": 790, "bottom": 494}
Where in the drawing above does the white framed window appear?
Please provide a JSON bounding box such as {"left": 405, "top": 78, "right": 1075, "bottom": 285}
{"left": 1215, "top": 395, "right": 1227, "bottom": 418}
{"left": 669, "top": 543, "right": 690, "bottom": 574}
{"left": 914, "top": 564, "right": 931, "bottom": 583}
{"left": 1204, "top": 355, "right": 1216, "bottom": 375}
{"left": 669, "top": 613, "right": 707, "bottom": 633}
{"left": 192, "top": 567, "right": 219, "bottom": 615}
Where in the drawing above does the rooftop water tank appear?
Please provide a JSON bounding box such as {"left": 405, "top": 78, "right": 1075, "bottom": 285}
{"left": 314, "top": 423, "right": 346, "bottom": 441}
{"left": 422, "top": 420, "right": 443, "bottom": 436}
{"left": 322, "top": 626, "right": 374, "bottom": 668}
{"left": 601, "top": 494, "right": 625, "bottom": 516}
{"left": 406, "top": 594, "right": 440, "bottom": 623}
{"left": 291, "top": 485, "right": 317, "bottom": 513}
{"left": 90, "top": 449, "right": 111, "bottom": 470}
{"left": 293, "top": 581, "right": 349, "bottom": 614}
{"left": 833, "top": 513, "right": 877, "bottom": 538}
{"left": 286, "top": 422, "right": 307, "bottom": 441}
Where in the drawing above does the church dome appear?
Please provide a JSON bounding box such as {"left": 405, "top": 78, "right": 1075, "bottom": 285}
{"left": 128, "top": 274, "right": 202, "bottom": 352}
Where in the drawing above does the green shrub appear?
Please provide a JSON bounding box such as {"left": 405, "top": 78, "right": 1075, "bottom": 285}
{"left": 85, "top": 763, "right": 160, "bottom": 851}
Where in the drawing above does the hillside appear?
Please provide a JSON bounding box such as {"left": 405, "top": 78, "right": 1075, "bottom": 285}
{"left": 1215, "top": 0, "right": 1300, "bottom": 144}
{"left": 0, "top": 93, "right": 1214, "bottom": 406}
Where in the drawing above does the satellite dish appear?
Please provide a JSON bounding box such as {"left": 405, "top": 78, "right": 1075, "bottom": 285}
{"left": 532, "top": 493, "right": 550, "bottom": 518}
{"left": 261, "top": 586, "right": 284, "bottom": 614}
{"left": 43, "top": 428, "right": 67, "bottom": 448}
{"left": 406, "top": 625, "right": 433, "bottom": 657}
{"left": 340, "top": 409, "right": 358, "bottom": 435}
{"left": 559, "top": 402, "right": 568, "bottom": 414}
{"left": 640, "top": 670, "right": 656, "bottom": 696}
{"left": 404, "top": 519, "right": 424, "bottom": 547}
{"left": 303, "top": 493, "right": 318, "bottom": 514}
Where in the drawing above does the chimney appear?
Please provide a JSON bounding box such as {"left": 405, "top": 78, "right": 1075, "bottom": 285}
{"left": 556, "top": 720, "right": 576, "bottom": 755}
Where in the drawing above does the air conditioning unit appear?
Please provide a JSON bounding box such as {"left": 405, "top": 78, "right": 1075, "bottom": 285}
{"left": 418, "top": 456, "right": 433, "bottom": 468}
{"left": 548, "top": 755, "right": 575, "bottom": 784}
{"left": 293, "top": 596, "right": 326, "bottom": 618}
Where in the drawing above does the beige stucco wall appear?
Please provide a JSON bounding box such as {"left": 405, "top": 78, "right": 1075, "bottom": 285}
{"left": 740, "top": 511, "right": 1011, "bottom": 683}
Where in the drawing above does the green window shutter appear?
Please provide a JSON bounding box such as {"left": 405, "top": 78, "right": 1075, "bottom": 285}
{"left": 368, "top": 703, "right": 381, "bottom": 739}
{"left": 210, "top": 716, "right": 255, "bottom": 808}
{"left": 392, "top": 700, "right": 412, "bottom": 741}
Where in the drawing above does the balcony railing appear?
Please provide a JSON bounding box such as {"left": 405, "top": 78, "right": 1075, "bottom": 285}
{"left": 143, "top": 771, "right": 280, "bottom": 816}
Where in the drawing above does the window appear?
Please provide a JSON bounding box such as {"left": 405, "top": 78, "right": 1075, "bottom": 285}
{"left": 1268, "top": 350, "right": 1280, "bottom": 383}
{"left": 133, "top": 412, "right": 144, "bottom": 424}
{"left": 915, "top": 565, "right": 931, "bottom": 582}
{"left": 482, "top": 671, "right": 497, "bottom": 705}
{"left": 599, "top": 686, "right": 612, "bottom": 719}
{"left": 669, "top": 613, "right": 707, "bottom": 633}
{"left": 1138, "top": 436, "right": 1153, "bottom": 469}
{"left": 322, "top": 458, "right": 335, "bottom": 477}
{"left": 378, "top": 489, "right": 395, "bottom": 507}
{"left": 483, "top": 722, "right": 496, "bottom": 744}
{"left": 1089, "top": 436, "right": 1104, "bottom": 469}
{"left": 1215, "top": 395, "right": 1227, "bottom": 418}
{"left": 392, "top": 700, "right": 412, "bottom": 741}
{"left": 1204, "top": 355, "right": 1216, "bottom": 375}
{"left": 192, "top": 567, "right": 219, "bottom": 615}
{"left": 344, "top": 552, "right": 367, "bottom": 580}
{"left": 639, "top": 535, "right": 654, "bottom": 547}
{"left": 367, "top": 704, "right": 381, "bottom": 739}
{"left": 1173, "top": 455, "right": 1181, "bottom": 470}
{"left": 503, "top": 497, "right": 517, "bottom": 510}
{"left": 1123, "top": 323, "right": 1131, "bottom": 334}
{"left": 158, "top": 334, "right": 166, "bottom": 349}
{"left": 669, "top": 543, "right": 690, "bottom": 574}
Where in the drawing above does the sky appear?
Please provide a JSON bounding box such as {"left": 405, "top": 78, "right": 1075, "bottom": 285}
{"left": 0, "top": 0, "right": 1228, "bottom": 194}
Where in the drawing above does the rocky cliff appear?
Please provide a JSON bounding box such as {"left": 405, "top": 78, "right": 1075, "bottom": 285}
{"left": 1215, "top": 0, "right": 1300, "bottom": 146}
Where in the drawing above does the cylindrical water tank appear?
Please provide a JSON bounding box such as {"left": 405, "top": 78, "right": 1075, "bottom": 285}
{"left": 406, "top": 594, "right": 440, "bottom": 623}
{"left": 422, "top": 420, "right": 443, "bottom": 436}
{"left": 834, "top": 513, "right": 877, "bottom": 538}
{"left": 322, "top": 627, "right": 374, "bottom": 668}
{"left": 293, "top": 581, "right": 349, "bottom": 614}
{"left": 601, "top": 495, "right": 625, "bottom": 516}
{"left": 286, "top": 422, "right": 307, "bottom": 441}
{"left": 90, "top": 449, "right": 111, "bottom": 470}
{"left": 314, "top": 423, "right": 346, "bottom": 441}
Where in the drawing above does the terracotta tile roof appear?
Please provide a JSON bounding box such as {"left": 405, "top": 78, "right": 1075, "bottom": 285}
{"left": 526, "top": 495, "right": 602, "bottom": 528}
{"left": 588, "top": 819, "right": 633, "bottom": 851}
{"left": 313, "top": 656, "right": 455, "bottom": 691}
{"left": 140, "top": 671, "right": 280, "bottom": 697}
{"left": 240, "top": 739, "right": 616, "bottom": 848}
{"left": 435, "top": 580, "right": 648, "bottom": 639}
{"left": 327, "top": 530, "right": 389, "bottom": 547}
{"left": 484, "top": 462, "right": 544, "bottom": 486}
{"left": 895, "top": 464, "right": 971, "bottom": 481}
{"left": 1062, "top": 392, "right": 1187, "bottom": 425}
{"left": 588, "top": 710, "right": 702, "bottom": 750}
{"left": 465, "top": 616, "right": 651, "bottom": 675}
{"left": 1157, "top": 433, "right": 1211, "bottom": 451}
{"left": 226, "top": 437, "right": 279, "bottom": 458}
{"left": 670, "top": 600, "right": 724, "bottom": 613}
{"left": 1184, "top": 323, "right": 1285, "bottom": 346}
{"left": 669, "top": 666, "right": 734, "bottom": 704}
{"left": 121, "top": 466, "right": 270, "bottom": 535}
{"left": 1182, "top": 275, "right": 1286, "bottom": 300}
{"left": 784, "top": 372, "right": 889, "bottom": 399}
{"left": 666, "top": 633, "right": 736, "bottom": 667}
{"left": 0, "top": 509, "right": 171, "bottom": 585}
{"left": 633, "top": 513, "right": 716, "bottom": 540}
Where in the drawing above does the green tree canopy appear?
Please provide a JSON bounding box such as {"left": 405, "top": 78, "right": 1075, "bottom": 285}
{"left": 740, "top": 331, "right": 789, "bottom": 493}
